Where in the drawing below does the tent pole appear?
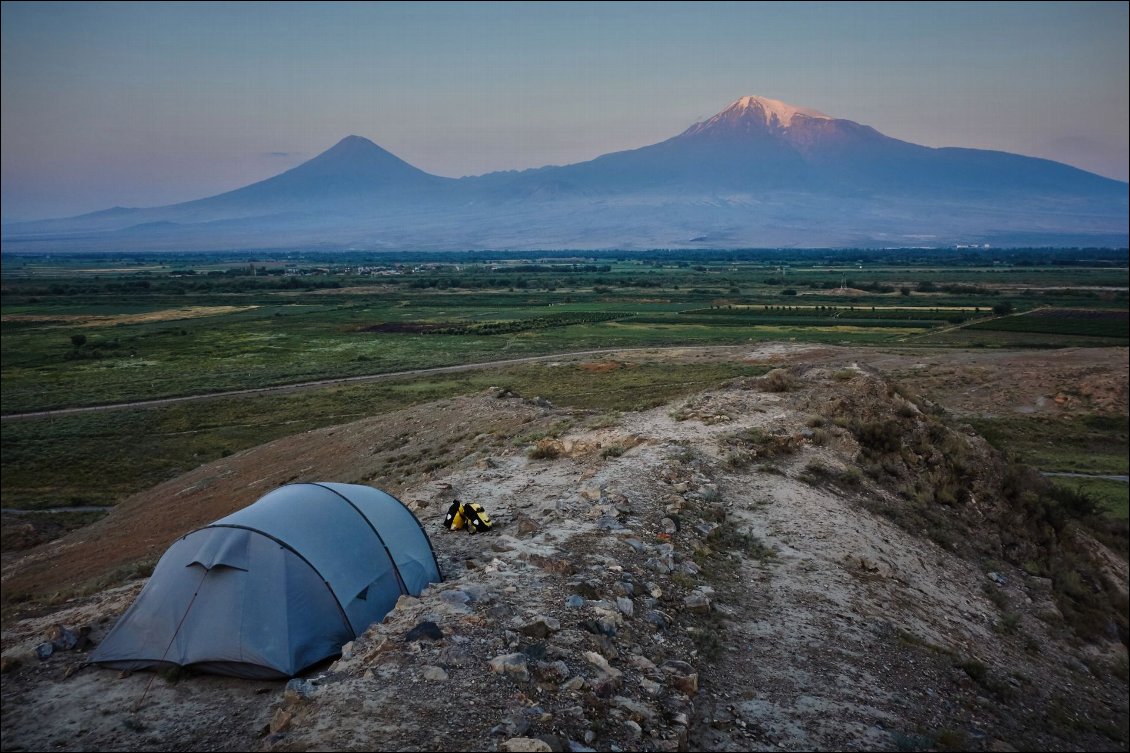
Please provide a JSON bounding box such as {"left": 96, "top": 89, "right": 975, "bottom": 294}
{"left": 132, "top": 567, "right": 208, "bottom": 713}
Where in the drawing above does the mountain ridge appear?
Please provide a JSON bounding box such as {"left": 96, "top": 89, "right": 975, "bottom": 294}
{"left": 4, "top": 96, "right": 1126, "bottom": 250}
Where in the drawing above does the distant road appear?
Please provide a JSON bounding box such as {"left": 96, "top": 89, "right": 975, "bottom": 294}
{"left": 0, "top": 345, "right": 744, "bottom": 422}
{"left": 1041, "top": 471, "right": 1129, "bottom": 483}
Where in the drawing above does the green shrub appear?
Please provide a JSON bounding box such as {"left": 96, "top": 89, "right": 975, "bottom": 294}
{"left": 759, "top": 369, "right": 794, "bottom": 392}
{"left": 528, "top": 444, "right": 560, "bottom": 460}
{"left": 851, "top": 419, "right": 903, "bottom": 454}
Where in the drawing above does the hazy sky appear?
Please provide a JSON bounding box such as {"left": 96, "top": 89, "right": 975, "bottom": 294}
{"left": 2, "top": 1, "right": 1127, "bottom": 220}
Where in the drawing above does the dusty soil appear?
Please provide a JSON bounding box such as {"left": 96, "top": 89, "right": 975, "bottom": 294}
{"left": 2, "top": 346, "right": 1127, "bottom": 752}
{"left": 0, "top": 306, "right": 258, "bottom": 329}
{"left": 866, "top": 347, "right": 1129, "bottom": 417}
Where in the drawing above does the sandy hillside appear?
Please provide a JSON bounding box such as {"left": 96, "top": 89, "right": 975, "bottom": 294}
{"left": 2, "top": 351, "right": 1128, "bottom": 752}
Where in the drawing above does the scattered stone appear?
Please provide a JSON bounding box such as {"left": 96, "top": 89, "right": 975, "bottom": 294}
{"left": 565, "top": 595, "right": 585, "bottom": 608}
{"left": 579, "top": 617, "right": 618, "bottom": 637}
{"left": 623, "top": 720, "right": 643, "bottom": 740}
{"left": 583, "top": 651, "right": 622, "bottom": 679}
{"left": 462, "top": 583, "right": 491, "bottom": 602}
{"left": 522, "top": 642, "right": 548, "bottom": 661}
{"left": 270, "top": 708, "right": 294, "bottom": 734}
{"left": 440, "top": 590, "right": 471, "bottom": 605}
{"left": 561, "top": 675, "right": 586, "bottom": 692}
{"left": 515, "top": 516, "right": 540, "bottom": 537}
{"left": 646, "top": 554, "right": 675, "bottom": 574}
{"left": 661, "top": 517, "right": 678, "bottom": 535}
{"left": 612, "top": 696, "right": 656, "bottom": 724}
{"left": 438, "top": 637, "right": 474, "bottom": 664}
{"left": 693, "top": 522, "right": 718, "bottom": 538}
{"left": 422, "top": 665, "right": 448, "bottom": 681}
{"left": 34, "top": 643, "right": 54, "bottom": 661}
{"left": 538, "top": 735, "right": 569, "bottom": 753}
{"left": 533, "top": 660, "right": 570, "bottom": 683}
{"left": 553, "top": 629, "right": 585, "bottom": 647}
{"left": 639, "top": 677, "right": 662, "bottom": 697}
{"left": 629, "top": 654, "right": 657, "bottom": 672}
{"left": 558, "top": 705, "right": 587, "bottom": 723}
{"left": 586, "top": 504, "right": 613, "bottom": 520}
{"left": 519, "top": 615, "right": 562, "bottom": 639}
{"left": 595, "top": 514, "right": 626, "bottom": 531}
{"left": 615, "top": 597, "right": 634, "bottom": 618}
{"left": 491, "top": 716, "right": 531, "bottom": 738}
{"left": 661, "top": 660, "right": 699, "bottom": 695}
{"left": 571, "top": 580, "right": 602, "bottom": 598}
{"left": 500, "top": 738, "right": 553, "bottom": 753}
{"left": 489, "top": 653, "right": 530, "bottom": 682}
{"left": 645, "top": 610, "right": 671, "bottom": 630}
{"left": 683, "top": 592, "right": 711, "bottom": 614}
{"left": 284, "top": 678, "right": 317, "bottom": 702}
{"left": 404, "top": 621, "right": 444, "bottom": 642}
{"left": 592, "top": 634, "right": 619, "bottom": 661}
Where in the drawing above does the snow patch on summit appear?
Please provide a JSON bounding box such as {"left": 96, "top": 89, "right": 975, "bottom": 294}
{"left": 731, "top": 95, "right": 830, "bottom": 126}
{"left": 681, "top": 95, "right": 832, "bottom": 137}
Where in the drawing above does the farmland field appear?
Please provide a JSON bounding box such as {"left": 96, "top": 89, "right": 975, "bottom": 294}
{"left": 966, "top": 308, "right": 1128, "bottom": 339}
{"left": 2, "top": 247, "right": 1127, "bottom": 517}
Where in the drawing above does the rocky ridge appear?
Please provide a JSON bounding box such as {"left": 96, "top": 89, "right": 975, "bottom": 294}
{"left": 2, "top": 362, "right": 1127, "bottom": 751}
{"left": 259, "top": 366, "right": 1128, "bottom": 751}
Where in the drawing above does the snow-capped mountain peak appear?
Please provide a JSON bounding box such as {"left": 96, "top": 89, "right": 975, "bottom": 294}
{"left": 681, "top": 95, "right": 832, "bottom": 137}
{"left": 729, "top": 96, "right": 830, "bottom": 125}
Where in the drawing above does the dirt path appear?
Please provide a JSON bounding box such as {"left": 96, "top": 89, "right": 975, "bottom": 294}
{"left": 1042, "top": 472, "right": 1129, "bottom": 483}
{"left": 8, "top": 342, "right": 1125, "bottom": 424}
{"left": 0, "top": 345, "right": 757, "bottom": 421}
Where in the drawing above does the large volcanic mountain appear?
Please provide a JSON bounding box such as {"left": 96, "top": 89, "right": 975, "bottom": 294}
{"left": 5, "top": 96, "right": 1126, "bottom": 250}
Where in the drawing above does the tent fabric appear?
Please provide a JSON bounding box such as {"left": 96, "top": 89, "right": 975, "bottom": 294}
{"left": 91, "top": 482, "right": 441, "bottom": 679}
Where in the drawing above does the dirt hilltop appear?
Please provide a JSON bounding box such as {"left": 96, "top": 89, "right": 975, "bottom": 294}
{"left": 1, "top": 349, "right": 1127, "bottom": 752}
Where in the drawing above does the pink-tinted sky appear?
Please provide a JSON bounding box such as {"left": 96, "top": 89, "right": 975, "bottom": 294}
{"left": 2, "top": 1, "right": 1127, "bottom": 220}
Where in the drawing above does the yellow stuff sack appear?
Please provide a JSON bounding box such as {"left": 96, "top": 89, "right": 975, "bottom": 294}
{"left": 462, "top": 501, "right": 493, "bottom": 533}
{"left": 443, "top": 500, "right": 466, "bottom": 531}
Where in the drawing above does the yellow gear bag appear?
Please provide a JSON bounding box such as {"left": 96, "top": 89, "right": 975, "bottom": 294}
{"left": 461, "top": 501, "right": 494, "bottom": 533}
{"left": 443, "top": 500, "right": 466, "bottom": 531}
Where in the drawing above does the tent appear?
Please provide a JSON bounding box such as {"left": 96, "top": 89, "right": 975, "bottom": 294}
{"left": 91, "top": 482, "right": 441, "bottom": 679}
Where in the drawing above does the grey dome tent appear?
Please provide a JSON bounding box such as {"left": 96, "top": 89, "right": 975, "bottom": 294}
{"left": 91, "top": 482, "right": 441, "bottom": 679}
